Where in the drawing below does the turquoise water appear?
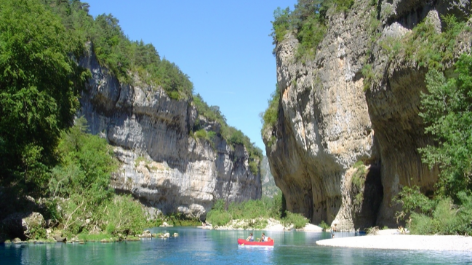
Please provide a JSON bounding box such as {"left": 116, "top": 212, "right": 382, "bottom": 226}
{"left": 1, "top": 227, "right": 471, "bottom": 264}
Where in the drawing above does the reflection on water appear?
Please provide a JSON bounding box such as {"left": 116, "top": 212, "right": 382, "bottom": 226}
{"left": 1, "top": 227, "right": 471, "bottom": 265}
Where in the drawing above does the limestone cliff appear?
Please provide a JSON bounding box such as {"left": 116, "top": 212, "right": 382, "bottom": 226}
{"left": 263, "top": 0, "right": 471, "bottom": 230}
{"left": 261, "top": 157, "right": 280, "bottom": 198}
{"left": 78, "top": 43, "right": 261, "bottom": 219}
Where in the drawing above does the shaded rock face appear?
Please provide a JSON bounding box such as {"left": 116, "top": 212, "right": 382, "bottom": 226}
{"left": 261, "top": 156, "right": 280, "bottom": 198}
{"left": 78, "top": 44, "right": 261, "bottom": 219}
{"left": 2, "top": 212, "right": 45, "bottom": 240}
{"left": 264, "top": 0, "right": 471, "bottom": 230}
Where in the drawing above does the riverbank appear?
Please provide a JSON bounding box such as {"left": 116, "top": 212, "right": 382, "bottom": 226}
{"left": 316, "top": 234, "right": 472, "bottom": 251}
{"left": 199, "top": 218, "right": 323, "bottom": 232}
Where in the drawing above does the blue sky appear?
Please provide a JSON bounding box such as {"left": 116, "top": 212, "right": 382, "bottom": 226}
{"left": 86, "top": 0, "right": 297, "bottom": 154}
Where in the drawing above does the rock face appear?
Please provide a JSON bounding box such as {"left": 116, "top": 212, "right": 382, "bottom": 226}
{"left": 264, "top": 0, "right": 471, "bottom": 230}
{"left": 261, "top": 156, "right": 280, "bottom": 198}
{"left": 78, "top": 43, "right": 261, "bottom": 219}
{"left": 2, "top": 212, "right": 45, "bottom": 240}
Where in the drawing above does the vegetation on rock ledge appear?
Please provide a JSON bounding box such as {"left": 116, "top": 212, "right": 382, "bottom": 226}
{"left": 193, "top": 94, "right": 262, "bottom": 175}
{"left": 270, "top": 0, "right": 354, "bottom": 61}
{"left": 261, "top": 84, "right": 281, "bottom": 147}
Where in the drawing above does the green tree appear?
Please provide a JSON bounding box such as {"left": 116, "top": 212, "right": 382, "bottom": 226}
{"left": 394, "top": 55, "right": 472, "bottom": 235}
{"left": 419, "top": 54, "right": 472, "bottom": 199}
{"left": 0, "top": 0, "right": 88, "bottom": 193}
{"left": 50, "top": 117, "right": 117, "bottom": 205}
{"left": 270, "top": 0, "right": 353, "bottom": 58}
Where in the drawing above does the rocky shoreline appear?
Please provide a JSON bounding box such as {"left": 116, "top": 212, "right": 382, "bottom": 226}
{"left": 2, "top": 230, "right": 178, "bottom": 245}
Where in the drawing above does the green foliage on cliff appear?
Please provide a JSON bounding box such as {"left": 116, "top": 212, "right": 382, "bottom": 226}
{"left": 43, "top": 0, "right": 193, "bottom": 100}
{"left": 351, "top": 161, "right": 367, "bottom": 207}
{"left": 0, "top": 0, "right": 89, "bottom": 194}
{"left": 261, "top": 84, "right": 281, "bottom": 147}
{"left": 365, "top": 14, "right": 467, "bottom": 90}
{"left": 270, "top": 0, "right": 354, "bottom": 60}
{"left": 193, "top": 94, "right": 263, "bottom": 176}
{"left": 403, "top": 15, "right": 465, "bottom": 70}
{"left": 271, "top": 7, "right": 292, "bottom": 43}
{"left": 394, "top": 55, "right": 472, "bottom": 235}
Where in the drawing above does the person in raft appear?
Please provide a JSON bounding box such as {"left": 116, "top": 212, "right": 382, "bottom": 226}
{"left": 260, "top": 233, "right": 267, "bottom": 242}
{"left": 246, "top": 233, "right": 254, "bottom": 242}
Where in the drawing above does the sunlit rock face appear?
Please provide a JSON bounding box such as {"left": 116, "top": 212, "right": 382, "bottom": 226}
{"left": 264, "top": 0, "right": 471, "bottom": 230}
{"left": 78, "top": 44, "right": 261, "bottom": 219}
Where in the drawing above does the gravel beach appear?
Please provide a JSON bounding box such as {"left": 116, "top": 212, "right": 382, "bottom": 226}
{"left": 316, "top": 234, "right": 472, "bottom": 251}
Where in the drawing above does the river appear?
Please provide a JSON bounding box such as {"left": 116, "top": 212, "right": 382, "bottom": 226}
{"left": 1, "top": 227, "right": 471, "bottom": 264}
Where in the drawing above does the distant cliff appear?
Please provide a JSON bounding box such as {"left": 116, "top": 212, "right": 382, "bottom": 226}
{"left": 78, "top": 43, "right": 261, "bottom": 220}
{"left": 261, "top": 156, "right": 280, "bottom": 198}
{"left": 263, "top": 0, "right": 471, "bottom": 230}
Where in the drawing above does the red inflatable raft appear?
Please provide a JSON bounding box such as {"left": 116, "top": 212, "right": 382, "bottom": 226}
{"left": 237, "top": 238, "right": 274, "bottom": 246}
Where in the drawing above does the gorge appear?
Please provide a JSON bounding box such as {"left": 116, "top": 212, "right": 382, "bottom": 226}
{"left": 2, "top": 0, "right": 472, "bottom": 243}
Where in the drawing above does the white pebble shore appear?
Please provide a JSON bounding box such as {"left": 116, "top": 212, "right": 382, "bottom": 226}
{"left": 316, "top": 234, "right": 472, "bottom": 251}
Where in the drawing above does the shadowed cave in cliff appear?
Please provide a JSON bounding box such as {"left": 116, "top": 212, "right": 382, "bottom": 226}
{"left": 353, "top": 161, "right": 383, "bottom": 230}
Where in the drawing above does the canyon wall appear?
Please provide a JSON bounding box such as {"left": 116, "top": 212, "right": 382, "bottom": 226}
{"left": 78, "top": 43, "right": 261, "bottom": 219}
{"left": 264, "top": 0, "right": 471, "bottom": 230}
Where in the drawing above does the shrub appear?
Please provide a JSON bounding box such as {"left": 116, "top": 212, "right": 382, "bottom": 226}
{"left": 250, "top": 219, "right": 268, "bottom": 230}
{"left": 351, "top": 161, "right": 367, "bottom": 207}
{"left": 319, "top": 220, "right": 330, "bottom": 231}
{"left": 366, "top": 226, "right": 379, "bottom": 235}
{"left": 261, "top": 84, "right": 281, "bottom": 145}
{"left": 249, "top": 161, "right": 258, "bottom": 176}
{"left": 212, "top": 199, "right": 226, "bottom": 211}
{"left": 409, "top": 213, "right": 437, "bottom": 235}
{"left": 194, "top": 129, "right": 207, "bottom": 139}
{"left": 393, "top": 186, "right": 435, "bottom": 223}
{"left": 97, "top": 195, "right": 147, "bottom": 236}
{"left": 282, "top": 211, "right": 308, "bottom": 229}
{"left": 206, "top": 194, "right": 287, "bottom": 228}
{"left": 206, "top": 210, "right": 232, "bottom": 227}
{"left": 398, "top": 192, "right": 472, "bottom": 235}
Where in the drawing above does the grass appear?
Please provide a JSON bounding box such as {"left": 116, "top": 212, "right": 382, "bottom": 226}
{"left": 206, "top": 193, "right": 308, "bottom": 229}
{"left": 77, "top": 233, "right": 118, "bottom": 242}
